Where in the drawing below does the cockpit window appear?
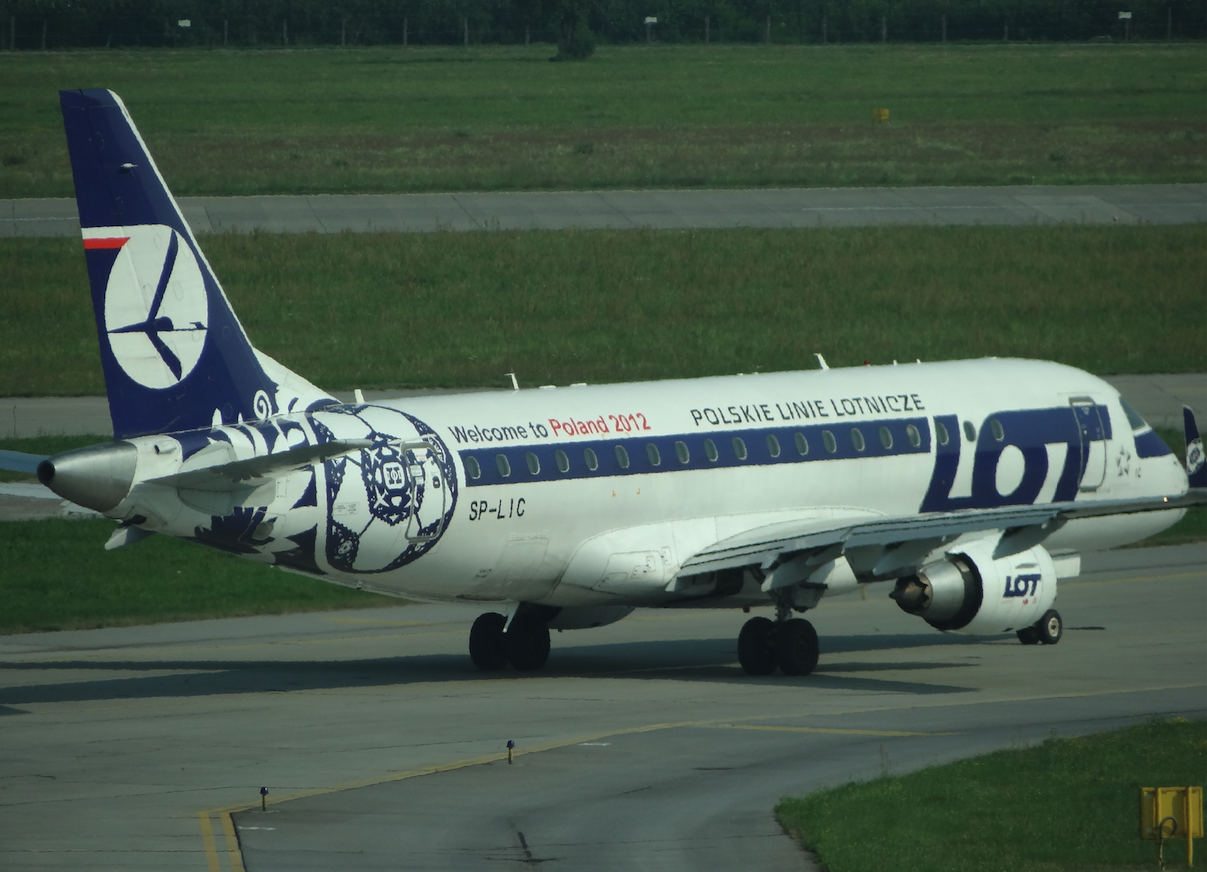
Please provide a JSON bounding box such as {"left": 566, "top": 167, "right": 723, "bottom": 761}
{"left": 1119, "top": 397, "right": 1150, "bottom": 433}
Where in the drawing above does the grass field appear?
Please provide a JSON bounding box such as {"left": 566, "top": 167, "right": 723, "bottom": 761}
{"left": 776, "top": 718, "right": 1207, "bottom": 872}
{"left": 0, "top": 517, "right": 395, "bottom": 633}
{"left": 1, "top": 44, "right": 1204, "bottom": 196}
{"left": 1, "top": 225, "right": 1204, "bottom": 396}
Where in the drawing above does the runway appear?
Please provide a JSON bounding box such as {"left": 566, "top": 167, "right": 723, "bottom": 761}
{"left": 2, "top": 183, "right": 1205, "bottom": 237}
{"left": 0, "top": 542, "right": 1203, "bottom": 871}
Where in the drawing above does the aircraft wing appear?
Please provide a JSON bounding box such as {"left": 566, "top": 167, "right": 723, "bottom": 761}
{"left": 682, "top": 489, "right": 1205, "bottom": 581}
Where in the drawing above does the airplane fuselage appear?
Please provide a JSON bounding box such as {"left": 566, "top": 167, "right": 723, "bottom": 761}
{"left": 104, "top": 358, "right": 1185, "bottom": 610}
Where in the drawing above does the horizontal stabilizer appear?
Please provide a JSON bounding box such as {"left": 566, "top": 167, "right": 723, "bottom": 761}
{"left": 149, "top": 438, "right": 387, "bottom": 491}
{"left": 0, "top": 450, "right": 49, "bottom": 474}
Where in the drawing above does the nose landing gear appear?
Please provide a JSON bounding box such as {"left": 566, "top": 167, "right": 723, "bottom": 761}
{"left": 469, "top": 609, "right": 551, "bottom": 672}
{"left": 737, "top": 613, "right": 820, "bottom": 677}
{"left": 1016, "top": 609, "right": 1063, "bottom": 645}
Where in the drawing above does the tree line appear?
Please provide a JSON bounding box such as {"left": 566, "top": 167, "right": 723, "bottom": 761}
{"left": 1, "top": 0, "right": 1202, "bottom": 51}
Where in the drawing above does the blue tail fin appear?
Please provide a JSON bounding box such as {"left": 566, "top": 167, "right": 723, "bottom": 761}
{"left": 60, "top": 89, "right": 326, "bottom": 439}
{"left": 1185, "top": 406, "right": 1205, "bottom": 488}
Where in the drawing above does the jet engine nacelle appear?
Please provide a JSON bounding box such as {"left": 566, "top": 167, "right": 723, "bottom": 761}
{"left": 890, "top": 540, "right": 1057, "bottom": 635}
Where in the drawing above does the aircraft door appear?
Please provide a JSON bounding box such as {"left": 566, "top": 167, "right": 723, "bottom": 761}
{"left": 1070, "top": 398, "right": 1107, "bottom": 491}
{"left": 404, "top": 444, "right": 448, "bottom": 542}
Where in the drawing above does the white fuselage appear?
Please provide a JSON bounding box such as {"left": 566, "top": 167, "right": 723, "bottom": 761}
{"left": 110, "top": 358, "right": 1186, "bottom": 610}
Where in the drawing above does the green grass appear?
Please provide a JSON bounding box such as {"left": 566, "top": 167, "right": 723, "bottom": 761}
{"left": 1, "top": 225, "right": 1203, "bottom": 397}
{"left": 776, "top": 718, "right": 1207, "bottom": 872}
{"left": 1, "top": 44, "right": 1203, "bottom": 196}
{"left": 0, "top": 517, "right": 395, "bottom": 633}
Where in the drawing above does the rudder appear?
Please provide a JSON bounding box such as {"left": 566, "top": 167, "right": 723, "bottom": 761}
{"left": 60, "top": 89, "right": 320, "bottom": 439}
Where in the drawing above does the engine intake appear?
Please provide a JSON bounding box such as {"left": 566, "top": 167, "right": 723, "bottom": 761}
{"left": 891, "top": 540, "right": 1058, "bottom": 635}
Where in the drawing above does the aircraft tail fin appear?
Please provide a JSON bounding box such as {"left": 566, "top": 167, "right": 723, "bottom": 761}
{"left": 1184, "top": 406, "right": 1205, "bottom": 488}
{"left": 59, "top": 89, "right": 329, "bottom": 439}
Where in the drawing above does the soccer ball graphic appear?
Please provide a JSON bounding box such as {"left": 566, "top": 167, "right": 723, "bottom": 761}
{"left": 314, "top": 404, "right": 458, "bottom": 574}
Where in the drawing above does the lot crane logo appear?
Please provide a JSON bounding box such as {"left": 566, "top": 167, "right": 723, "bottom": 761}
{"left": 1188, "top": 437, "right": 1204, "bottom": 476}
{"left": 101, "top": 225, "right": 208, "bottom": 389}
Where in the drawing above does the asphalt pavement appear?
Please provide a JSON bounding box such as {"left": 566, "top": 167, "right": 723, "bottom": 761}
{"left": 3, "top": 183, "right": 1205, "bottom": 236}
{"left": 0, "top": 543, "right": 1203, "bottom": 871}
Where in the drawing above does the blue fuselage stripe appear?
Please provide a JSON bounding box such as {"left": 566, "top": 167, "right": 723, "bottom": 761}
{"left": 459, "top": 417, "right": 932, "bottom": 487}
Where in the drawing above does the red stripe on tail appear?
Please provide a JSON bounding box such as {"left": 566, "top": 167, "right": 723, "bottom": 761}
{"left": 83, "top": 237, "right": 129, "bottom": 250}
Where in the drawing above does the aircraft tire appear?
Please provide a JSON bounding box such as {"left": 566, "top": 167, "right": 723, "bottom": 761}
{"left": 1037, "top": 610, "right": 1063, "bottom": 645}
{"left": 1016, "top": 625, "right": 1041, "bottom": 645}
{"left": 738, "top": 617, "right": 777, "bottom": 676}
{"left": 505, "top": 615, "right": 551, "bottom": 671}
{"left": 469, "top": 612, "right": 508, "bottom": 670}
{"left": 775, "top": 618, "right": 820, "bottom": 676}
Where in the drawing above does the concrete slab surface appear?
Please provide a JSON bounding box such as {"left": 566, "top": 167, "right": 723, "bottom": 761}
{"left": 0, "top": 543, "right": 1203, "bottom": 870}
{"left": 2, "top": 184, "right": 1204, "bottom": 237}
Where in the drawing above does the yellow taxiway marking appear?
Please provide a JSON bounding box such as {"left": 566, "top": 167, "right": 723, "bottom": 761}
{"left": 714, "top": 724, "right": 955, "bottom": 738}
{"left": 220, "top": 812, "right": 245, "bottom": 871}
{"left": 198, "top": 812, "right": 222, "bottom": 872}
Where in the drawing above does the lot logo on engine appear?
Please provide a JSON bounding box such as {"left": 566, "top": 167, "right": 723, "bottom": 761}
{"left": 1004, "top": 574, "right": 1041, "bottom": 598}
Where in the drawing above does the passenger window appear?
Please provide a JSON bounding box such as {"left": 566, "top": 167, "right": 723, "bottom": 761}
{"left": 704, "top": 439, "right": 719, "bottom": 462}
{"left": 766, "top": 434, "right": 781, "bottom": 458}
{"left": 963, "top": 420, "right": 977, "bottom": 442}
{"left": 990, "top": 418, "right": 1004, "bottom": 442}
{"left": 495, "top": 454, "right": 511, "bottom": 477}
{"left": 555, "top": 449, "right": 569, "bottom": 473}
{"left": 935, "top": 421, "right": 949, "bottom": 445}
{"left": 879, "top": 426, "right": 893, "bottom": 450}
{"left": 906, "top": 424, "right": 921, "bottom": 448}
{"left": 525, "top": 452, "right": 540, "bottom": 475}
{"left": 675, "top": 441, "right": 690, "bottom": 464}
{"left": 732, "top": 437, "right": 748, "bottom": 460}
{"left": 822, "top": 430, "right": 837, "bottom": 453}
{"left": 851, "top": 428, "right": 866, "bottom": 451}
{"left": 646, "top": 443, "right": 661, "bottom": 466}
{"left": 615, "top": 445, "right": 630, "bottom": 469}
{"left": 584, "top": 447, "right": 598, "bottom": 471}
{"left": 794, "top": 432, "right": 809, "bottom": 455}
{"left": 465, "top": 456, "right": 481, "bottom": 480}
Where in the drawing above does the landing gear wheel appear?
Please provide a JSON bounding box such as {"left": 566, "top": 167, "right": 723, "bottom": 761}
{"left": 775, "top": 618, "right": 820, "bottom": 676}
{"left": 738, "top": 616, "right": 777, "bottom": 676}
{"left": 469, "top": 612, "right": 508, "bottom": 670}
{"left": 504, "top": 615, "right": 551, "bottom": 671}
{"left": 1037, "top": 609, "right": 1063, "bottom": 645}
{"left": 1016, "top": 625, "right": 1041, "bottom": 645}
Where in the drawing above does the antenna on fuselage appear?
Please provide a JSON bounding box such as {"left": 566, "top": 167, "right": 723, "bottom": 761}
{"left": 814, "top": 353, "right": 829, "bottom": 371}
{"left": 506, "top": 372, "right": 519, "bottom": 391}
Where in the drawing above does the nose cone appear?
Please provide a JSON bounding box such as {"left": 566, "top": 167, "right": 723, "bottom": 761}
{"left": 37, "top": 441, "right": 137, "bottom": 513}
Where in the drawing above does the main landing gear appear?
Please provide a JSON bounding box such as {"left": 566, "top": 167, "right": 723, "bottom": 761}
{"left": 738, "top": 614, "right": 820, "bottom": 676}
{"left": 469, "top": 611, "right": 551, "bottom": 671}
{"left": 1016, "top": 609, "right": 1063, "bottom": 646}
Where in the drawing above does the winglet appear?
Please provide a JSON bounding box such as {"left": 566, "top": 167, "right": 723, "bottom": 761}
{"left": 1184, "top": 406, "right": 1205, "bottom": 488}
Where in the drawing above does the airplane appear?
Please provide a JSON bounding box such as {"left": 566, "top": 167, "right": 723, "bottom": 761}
{"left": 3, "top": 88, "right": 1204, "bottom": 677}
